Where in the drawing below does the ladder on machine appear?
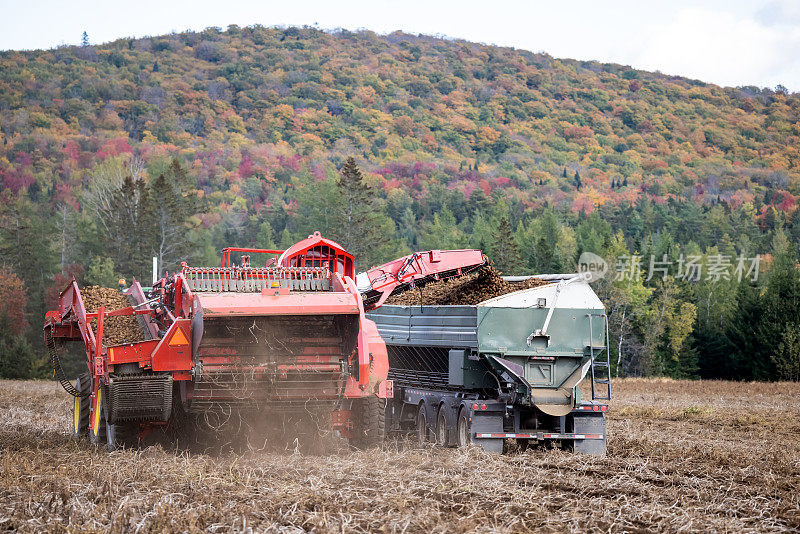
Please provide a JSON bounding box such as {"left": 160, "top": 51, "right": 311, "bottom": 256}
{"left": 587, "top": 313, "right": 611, "bottom": 401}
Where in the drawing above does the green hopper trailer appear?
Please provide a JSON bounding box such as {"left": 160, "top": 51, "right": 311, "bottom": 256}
{"left": 366, "top": 274, "right": 611, "bottom": 454}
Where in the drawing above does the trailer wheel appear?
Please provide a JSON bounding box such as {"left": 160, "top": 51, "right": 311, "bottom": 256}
{"left": 416, "top": 407, "right": 431, "bottom": 445}
{"left": 436, "top": 408, "right": 450, "bottom": 447}
{"left": 89, "top": 387, "right": 107, "bottom": 446}
{"left": 456, "top": 407, "right": 471, "bottom": 448}
{"left": 350, "top": 396, "right": 386, "bottom": 449}
{"left": 72, "top": 373, "right": 90, "bottom": 439}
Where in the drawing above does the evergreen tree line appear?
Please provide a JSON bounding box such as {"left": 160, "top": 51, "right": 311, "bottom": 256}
{"left": 1, "top": 157, "right": 800, "bottom": 381}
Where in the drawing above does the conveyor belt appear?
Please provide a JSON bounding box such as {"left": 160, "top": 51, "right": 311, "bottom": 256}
{"left": 107, "top": 373, "right": 173, "bottom": 423}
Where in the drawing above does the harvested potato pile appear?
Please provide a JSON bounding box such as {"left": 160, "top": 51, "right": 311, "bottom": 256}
{"left": 386, "top": 266, "right": 547, "bottom": 305}
{"left": 81, "top": 286, "right": 145, "bottom": 345}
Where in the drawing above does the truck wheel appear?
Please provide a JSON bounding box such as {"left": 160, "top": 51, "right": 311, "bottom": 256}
{"left": 350, "top": 396, "right": 386, "bottom": 449}
{"left": 456, "top": 407, "right": 471, "bottom": 448}
{"left": 416, "top": 407, "right": 430, "bottom": 445}
{"left": 417, "top": 406, "right": 428, "bottom": 447}
{"left": 72, "top": 373, "right": 90, "bottom": 439}
{"left": 89, "top": 387, "right": 107, "bottom": 446}
{"left": 436, "top": 408, "right": 450, "bottom": 447}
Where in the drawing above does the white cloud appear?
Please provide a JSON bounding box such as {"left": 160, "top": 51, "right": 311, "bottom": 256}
{"left": 632, "top": 7, "right": 800, "bottom": 90}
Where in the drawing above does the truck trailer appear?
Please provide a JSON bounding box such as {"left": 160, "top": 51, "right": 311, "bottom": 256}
{"left": 366, "top": 274, "right": 611, "bottom": 454}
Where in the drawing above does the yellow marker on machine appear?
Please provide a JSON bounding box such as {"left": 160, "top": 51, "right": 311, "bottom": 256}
{"left": 73, "top": 395, "right": 80, "bottom": 433}
{"left": 92, "top": 389, "right": 102, "bottom": 435}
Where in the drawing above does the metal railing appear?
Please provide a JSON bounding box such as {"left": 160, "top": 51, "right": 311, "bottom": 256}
{"left": 182, "top": 266, "right": 331, "bottom": 292}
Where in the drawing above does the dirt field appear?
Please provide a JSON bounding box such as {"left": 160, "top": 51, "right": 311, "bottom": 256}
{"left": 0, "top": 379, "right": 798, "bottom": 533}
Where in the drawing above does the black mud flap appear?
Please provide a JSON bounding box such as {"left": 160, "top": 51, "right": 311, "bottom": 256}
{"left": 572, "top": 414, "right": 607, "bottom": 455}
{"left": 471, "top": 411, "right": 503, "bottom": 453}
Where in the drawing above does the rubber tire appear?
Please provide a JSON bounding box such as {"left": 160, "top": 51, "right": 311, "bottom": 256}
{"left": 416, "top": 407, "right": 430, "bottom": 446}
{"left": 350, "top": 396, "right": 386, "bottom": 449}
{"left": 436, "top": 408, "right": 450, "bottom": 447}
{"left": 456, "top": 407, "right": 471, "bottom": 448}
{"left": 89, "top": 387, "right": 107, "bottom": 446}
{"left": 72, "top": 374, "right": 90, "bottom": 439}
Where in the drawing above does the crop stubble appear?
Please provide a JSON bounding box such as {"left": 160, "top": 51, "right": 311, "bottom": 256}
{"left": 0, "top": 379, "right": 797, "bottom": 533}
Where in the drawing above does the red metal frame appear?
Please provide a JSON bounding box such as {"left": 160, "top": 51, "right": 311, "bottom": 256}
{"left": 279, "top": 232, "right": 355, "bottom": 279}
{"left": 221, "top": 247, "right": 283, "bottom": 268}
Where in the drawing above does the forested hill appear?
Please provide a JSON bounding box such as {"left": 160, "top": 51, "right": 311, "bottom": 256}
{"left": 3, "top": 25, "right": 799, "bottom": 221}
{"left": 1, "top": 25, "right": 800, "bottom": 382}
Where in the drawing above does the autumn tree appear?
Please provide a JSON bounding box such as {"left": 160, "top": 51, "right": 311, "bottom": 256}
{"left": 0, "top": 266, "right": 35, "bottom": 378}
{"left": 0, "top": 266, "right": 28, "bottom": 336}
{"left": 0, "top": 194, "right": 57, "bottom": 344}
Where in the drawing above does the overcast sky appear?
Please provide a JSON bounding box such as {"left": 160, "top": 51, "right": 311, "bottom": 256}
{"left": 1, "top": 0, "right": 798, "bottom": 91}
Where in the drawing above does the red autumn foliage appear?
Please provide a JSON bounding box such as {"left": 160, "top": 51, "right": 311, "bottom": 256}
{"left": 563, "top": 125, "right": 593, "bottom": 139}
{"left": 0, "top": 265, "right": 28, "bottom": 335}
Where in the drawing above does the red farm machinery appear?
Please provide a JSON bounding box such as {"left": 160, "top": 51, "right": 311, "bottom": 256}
{"left": 45, "top": 232, "right": 485, "bottom": 450}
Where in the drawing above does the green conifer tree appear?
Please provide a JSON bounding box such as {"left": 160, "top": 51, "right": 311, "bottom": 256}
{"left": 491, "top": 216, "right": 524, "bottom": 274}
{"left": 148, "top": 158, "right": 196, "bottom": 277}
{"left": 330, "top": 157, "right": 397, "bottom": 269}
{"left": 758, "top": 231, "right": 800, "bottom": 379}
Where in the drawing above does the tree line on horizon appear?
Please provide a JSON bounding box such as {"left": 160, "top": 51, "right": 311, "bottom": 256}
{"left": 1, "top": 155, "right": 799, "bottom": 381}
